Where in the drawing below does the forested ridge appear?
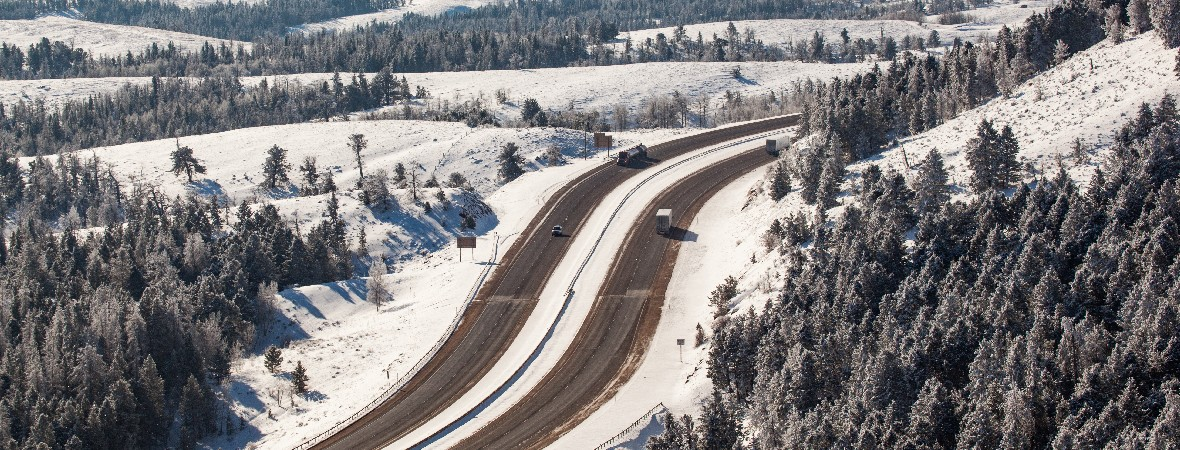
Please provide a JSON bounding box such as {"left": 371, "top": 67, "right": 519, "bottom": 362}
{"left": 652, "top": 91, "right": 1180, "bottom": 449}
{"left": 646, "top": 0, "right": 1180, "bottom": 446}
{"left": 0, "top": 70, "right": 417, "bottom": 155}
{"left": 0, "top": 0, "right": 953, "bottom": 80}
{"left": 0, "top": 145, "right": 374, "bottom": 447}
{"left": 0, "top": 0, "right": 402, "bottom": 40}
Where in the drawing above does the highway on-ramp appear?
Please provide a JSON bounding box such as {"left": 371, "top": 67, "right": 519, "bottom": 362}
{"left": 308, "top": 116, "right": 795, "bottom": 450}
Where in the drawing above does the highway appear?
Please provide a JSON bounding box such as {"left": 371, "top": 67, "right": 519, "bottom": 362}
{"left": 447, "top": 144, "right": 779, "bottom": 449}
{"left": 309, "top": 116, "right": 795, "bottom": 450}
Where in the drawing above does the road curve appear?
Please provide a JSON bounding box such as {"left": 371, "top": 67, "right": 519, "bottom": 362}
{"left": 308, "top": 116, "right": 796, "bottom": 450}
{"left": 448, "top": 146, "right": 779, "bottom": 449}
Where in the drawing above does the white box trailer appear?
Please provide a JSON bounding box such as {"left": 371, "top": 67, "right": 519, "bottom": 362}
{"left": 656, "top": 209, "right": 672, "bottom": 235}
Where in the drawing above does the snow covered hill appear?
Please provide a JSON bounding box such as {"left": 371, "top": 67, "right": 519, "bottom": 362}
{"left": 293, "top": 0, "right": 498, "bottom": 33}
{"left": 0, "top": 15, "right": 246, "bottom": 58}
{"left": 607, "top": 0, "right": 1052, "bottom": 53}
{"left": 0, "top": 60, "right": 868, "bottom": 119}
{"left": 851, "top": 33, "right": 1180, "bottom": 193}
{"left": 558, "top": 31, "right": 1180, "bottom": 449}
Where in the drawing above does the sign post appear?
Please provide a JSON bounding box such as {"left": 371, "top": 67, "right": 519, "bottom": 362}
{"left": 676, "top": 338, "right": 685, "bottom": 362}
{"left": 457, "top": 236, "right": 477, "bottom": 261}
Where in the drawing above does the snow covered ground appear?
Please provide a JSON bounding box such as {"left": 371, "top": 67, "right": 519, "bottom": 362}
{"left": 851, "top": 32, "right": 1180, "bottom": 193}
{"left": 0, "top": 60, "right": 867, "bottom": 120}
{"left": 608, "top": 0, "right": 1054, "bottom": 53}
{"left": 292, "top": 0, "right": 499, "bottom": 33}
{"left": 0, "top": 15, "right": 246, "bottom": 57}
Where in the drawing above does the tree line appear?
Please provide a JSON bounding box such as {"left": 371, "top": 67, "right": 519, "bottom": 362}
{"left": 0, "top": 0, "right": 403, "bottom": 40}
{"left": 0, "top": 69, "right": 417, "bottom": 155}
{"left": 0, "top": 0, "right": 985, "bottom": 80}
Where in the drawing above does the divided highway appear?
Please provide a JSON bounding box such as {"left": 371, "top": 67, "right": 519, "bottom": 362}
{"left": 309, "top": 116, "right": 796, "bottom": 450}
{"left": 448, "top": 140, "right": 782, "bottom": 449}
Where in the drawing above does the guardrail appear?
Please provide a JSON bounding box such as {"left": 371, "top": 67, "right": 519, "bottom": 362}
{"left": 417, "top": 119, "right": 796, "bottom": 447}
{"left": 291, "top": 234, "right": 505, "bottom": 450}
{"left": 592, "top": 403, "right": 668, "bottom": 450}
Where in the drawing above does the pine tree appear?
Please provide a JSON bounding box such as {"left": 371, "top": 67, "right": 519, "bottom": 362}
{"left": 521, "top": 98, "right": 542, "bottom": 124}
{"left": 170, "top": 143, "right": 206, "bottom": 183}
{"left": 264, "top": 346, "right": 283, "bottom": 374}
{"left": 299, "top": 156, "right": 319, "bottom": 195}
{"left": 1152, "top": 0, "right": 1180, "bottom": 47}
{"left": 769, "top": 162, "right": 792, "bottom": 201}
{"left": 498, "top": 142, "right": 525, "bottom": 182}
{"left": 913, "top": 149, "right": 950, "bottom": 215}
{"left": 967, "top": 119, "right": 1021, "bottom": 193}
{"left": 1129, "top": 0, "right": 1151, "bottom": 34}
{"left": 291, "top": 361, "right": 310, "bottom": 395}
{"left": 135, "top": 357, "right": 167, "bottom": 447}
{"left": 709, "top": 276, "right": 739, "bottom": 318}
{"left": 816, "top": 155, "right": 845, "bottom": 209}
{"left": 393, "top": 162, "right": 407, "bottom": 187}
{"left": 447, "top": 172, "right": 468, "bottom": 189}
{"left": 1106, "top": 5, "right": 1126, "bottom": 43}
{"left": 348, "top": 133, "right": 368, "bottom": 189}
{"left": 260, "top": 144, "right": 291, "bottom": 189}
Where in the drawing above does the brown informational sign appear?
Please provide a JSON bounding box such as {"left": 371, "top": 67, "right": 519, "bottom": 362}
{"left": 594, "top": 133, "right": 613, "bottom": 148}
{"left": 457, "top": 236, "right": 477, "bottom": 248}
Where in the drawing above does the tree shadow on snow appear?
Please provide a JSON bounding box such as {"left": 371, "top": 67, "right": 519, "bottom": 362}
{"left": 188, "top": 178, "right": 225, "bottom": 197}
{"left": 279, "top": 289, "right": 328, "bottom": 320}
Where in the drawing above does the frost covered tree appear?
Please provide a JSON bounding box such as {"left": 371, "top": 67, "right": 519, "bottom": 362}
{"left": 769, "top": 162, "right": 792, "bottom": 201}
{"left": 1053, "top": 39, "right": 1070, "bottom": 66}
{"left": 1129, "top": 0, "right": 1151, "bottom": 34}
{"left": 913, "top": 149, "right": 950, "bottom": 215}
{"left": 367, "top": 255, "right": 391, "bottom": 310}
{"left": 260, "top": 144, "right": 291, "bottom": 189}
{"left": 348, "top": 133, "right": 368, "bottom": 189}
{"left": 966, "top": 119, "right": 1020, "bottom": 193}
{"left": 1106, "top": 5, "right": 1126, "bottom": 43}
{"left": 170, "top": 143, "right": 206, "bottom": 183}
{"left": 498, "top": 142, "right": 525, "bottom": 182}
{"left": 1152, "top": 0, "right": 1180, "bottom": 47}
{"left": 361, "top": 169, "right": 391, "bottom": 207}
{"left": 299, "top": 156, "right": 319, "bottom": 195}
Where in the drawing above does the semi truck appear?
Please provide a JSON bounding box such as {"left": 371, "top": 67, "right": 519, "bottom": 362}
{"left": 765, "top": 138, "right": 782, "bottom": 156}
{"left": 656, "top": 209, "right": 672, "bottom": 235}
{"left": 616, "top": 144, "right": 647, "bottom": 166}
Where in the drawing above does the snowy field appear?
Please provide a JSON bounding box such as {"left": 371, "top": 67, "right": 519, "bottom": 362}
{"left": 0, "top": 60, "right": 868, "bottom": 118}
{"left": 293, "top": 0, "right": 499, "bottom": 33}
{"left": 0, "top": 15, "right": 247, "bottom": 58}
{"left": 606, "top": 0, "right": 1053, "bottom": 53}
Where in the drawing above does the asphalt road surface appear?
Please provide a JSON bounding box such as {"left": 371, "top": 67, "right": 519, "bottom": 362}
{"left": 310, "top": 116, "right": 795, "bottom": 450}
{"left": 447, "top": 145, "right": 777, "bottom": 450}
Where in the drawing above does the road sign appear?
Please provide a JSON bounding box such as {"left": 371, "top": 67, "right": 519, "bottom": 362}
{"left": 593, "top": 132, "right": 613, "bottom": 148}
{"left": 457, "top": 237, "right": 477, "bottom": 248}
{"left": 675, "top": 339, "right": 685, "bottom": 345}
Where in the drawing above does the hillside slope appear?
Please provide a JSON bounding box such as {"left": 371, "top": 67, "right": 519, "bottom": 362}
{"left": 0, "top": 14, "right": 246, "bottom": 57}
{"left": 559, "top": 31, "right": 1180, "bottom": 448}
